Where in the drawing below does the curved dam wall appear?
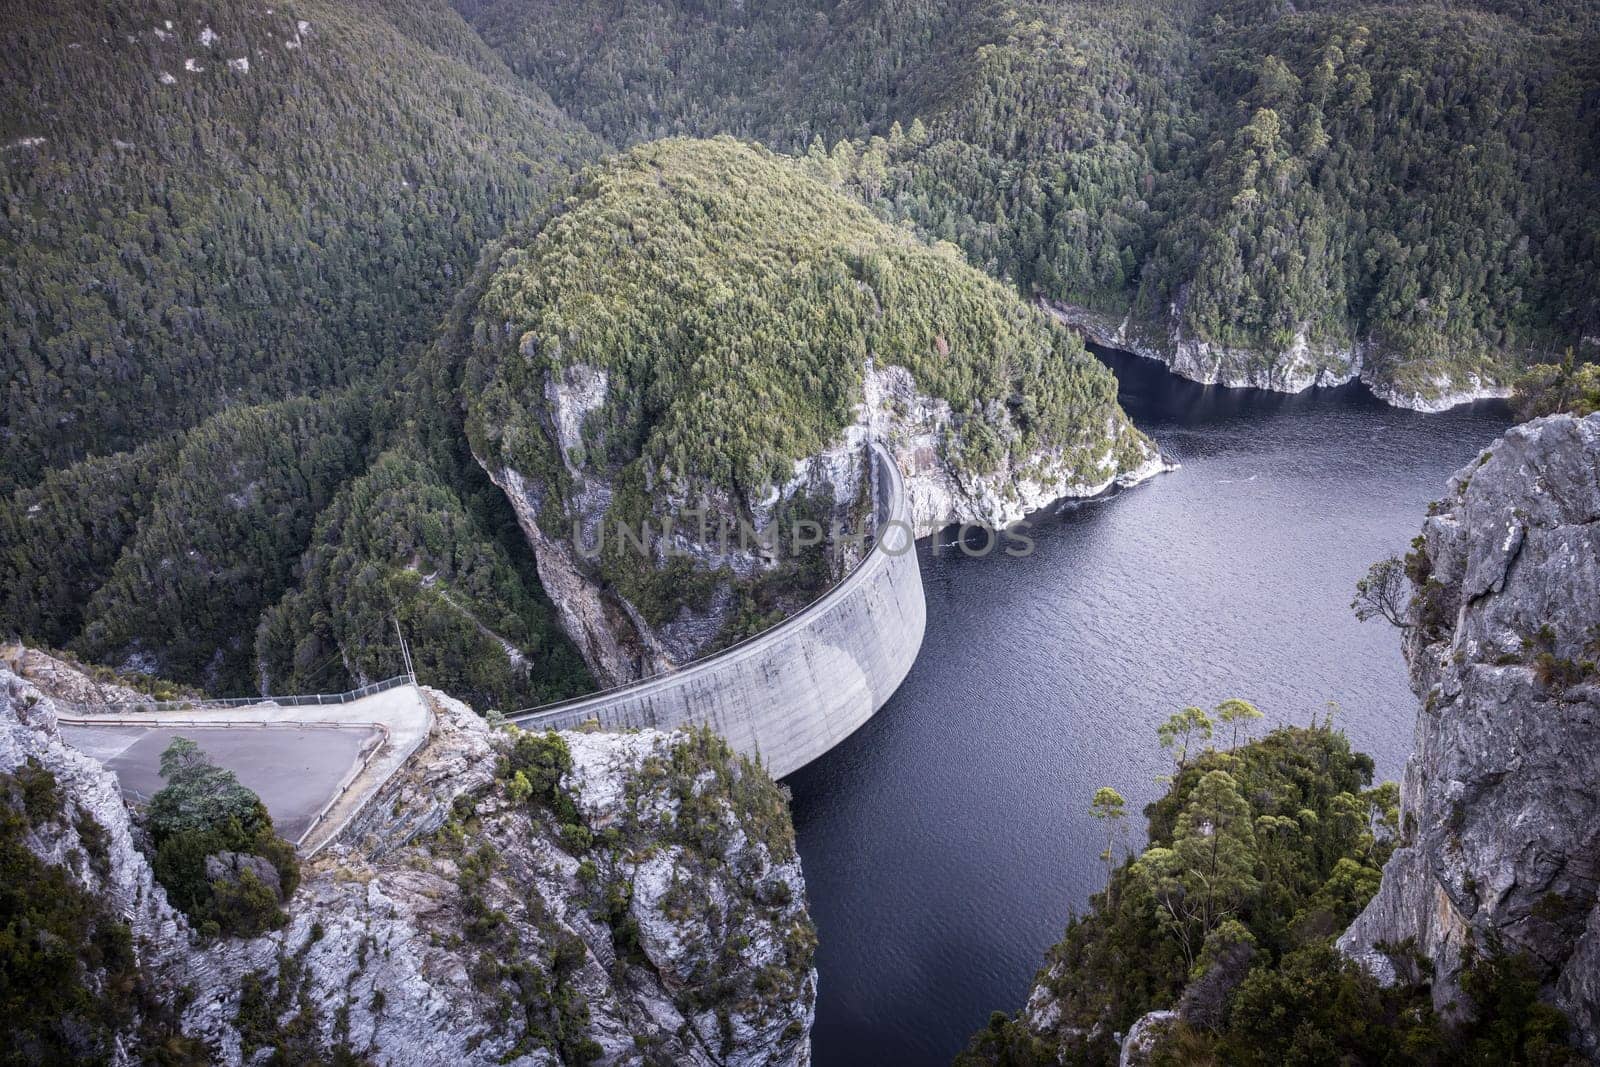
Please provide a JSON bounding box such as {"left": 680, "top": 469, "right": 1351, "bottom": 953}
{"left": 509, "top": 444, "right": 927, "bottom": 779}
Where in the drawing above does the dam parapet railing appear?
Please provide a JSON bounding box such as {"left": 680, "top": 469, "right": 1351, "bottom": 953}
{"left": 508, "top": 441, "right": 927, "bottom": 778}
{"left": 51, "top": 674, "right": 417, "bottom": 718}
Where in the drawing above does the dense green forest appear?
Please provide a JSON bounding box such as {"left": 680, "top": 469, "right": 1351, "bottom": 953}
{"left": 3, "top": 0, "right": 1596, "bottom": 699}
{"left": 0, "top": 437, "right": 177, "bottom": 650}
{"left": 0, "top": 0, "right": 598, "bottom": 488}
{"left": 1, "top": 385, "right": 590, "bottom": 706}
{"left": 257, "top": 448, "right": 592, "bottom": 712}
{"left": 459, "top": 0, "right": 1600, "bottom": 399}
{"left": 0, "top": 0, "right": 606, "bottom": 702}
{"left": 461, "top": 137, "right": 1146, "bottom": 627}
{"left": 1516, "top": 349, "right": 1600, "bottom": 418}
{"left": 454, "top": 0, "right": 973, "bottom": 147}
{"left": 956, "top": 710, "right": 1582, "bottom": 1064}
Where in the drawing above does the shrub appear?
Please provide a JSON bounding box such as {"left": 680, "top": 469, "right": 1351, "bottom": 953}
{"left": 146, "top": 738, "right": 269, "bottom": 843}
{"left": 144, "top": 738, "right": 298, "bottom": 938}
{"left": 499, "top": 730, "right": 577, "bottom": 822}
{"left": 210, "top": 868, "right": 289, "bottom": 939}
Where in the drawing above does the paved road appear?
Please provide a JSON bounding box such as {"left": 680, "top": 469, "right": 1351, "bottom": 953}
{"left": 60, "top": 723, "right": 383, "bottom": 844}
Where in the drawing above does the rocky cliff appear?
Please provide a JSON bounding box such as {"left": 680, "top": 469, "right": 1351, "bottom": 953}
{"left": 463, "top": 139, "right": 1166, "bottom": 688}
{"left": 1045, "top": 302, "right": 1513, "bottom": 413}
{"left": 1339, "top": 412, "right": 1600, "bottom": 1054}
{"left": 0, "top": 658, "right": 816, "bottom": 1065}
{"left": 486, "top": 350, "right": 1166, "bottom": 687}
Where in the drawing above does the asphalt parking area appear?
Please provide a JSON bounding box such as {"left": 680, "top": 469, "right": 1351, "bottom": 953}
{"left": 60, "top": 723, "right": 383, "bottom": 844}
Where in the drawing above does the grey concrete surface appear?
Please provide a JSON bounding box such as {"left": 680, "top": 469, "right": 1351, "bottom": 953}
{"left": 56, "top": 683, "right": 433, "bottom": 851}
{"left": 511, "top": 443, "right": 927, "bottom": 778}
{"left": 60, "top": 723, "right": 382, "bottom": 843}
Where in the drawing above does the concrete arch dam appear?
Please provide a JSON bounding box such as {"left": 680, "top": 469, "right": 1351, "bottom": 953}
{"left": 509, "top": 443, "right": 927, "bottom": 778}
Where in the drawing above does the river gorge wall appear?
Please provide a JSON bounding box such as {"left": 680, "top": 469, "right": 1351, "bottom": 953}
{"left": 1045, "top": 301, "right": 1514, "bottom": 413}
{"left": 1339, "top": 411, "right": 1600, "bottom": 1054}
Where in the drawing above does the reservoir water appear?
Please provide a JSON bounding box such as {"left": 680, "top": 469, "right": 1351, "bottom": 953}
{"left": 787, "top": 347, "right": 1510, "bottom": 1065}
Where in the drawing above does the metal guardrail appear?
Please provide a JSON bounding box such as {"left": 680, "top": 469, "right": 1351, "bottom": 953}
{"left": 52, "top": 674, "right": 415, "bottom": 717}
{"left": 301, "top": 689, "right": 437, "bottom": 858}
{"left": 53, "top": 716, "right": 385, "bottom": 730}
{"left": 506, "top": 441, "right": 910, "bottom": 729}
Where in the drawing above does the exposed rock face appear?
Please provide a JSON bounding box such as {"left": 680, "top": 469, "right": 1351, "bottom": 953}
{"left": 483, "top": 357, "right": 883, "bottom": 687}
{"left": 863, "top": 364, "right": 1170, "bottom": 538}
{"left": 1045, "top": 300, "right": 1512, "bottom": 412}
{"left": 484, "top": 355, "right": 1166, "bottom": 686}
{"left": 1339, "top": 412, "right": 1600, "bottom": 1053}
{"left": 1, "top": 658, "right": 816, "bottom": 1065}
{"left": 1045, "top": 301, "right": 1361, "bottom": 395}
{"left": 1, "top": 643, "right": 161, "bottom": 705}
{"left": 1362, "top": 372, "right": 1513, "bottom": 414}
{"left": 484, "top": 358, "right": 656, "bottom": 688}
{"left": 492, "top": 458, "right": 659, "bottom": 688}
{"left": 204, "top": 850, "right": 283, "bottom": 896}
{"left": 1118, "top": 1010, "right": 1178, "bottom": 1067}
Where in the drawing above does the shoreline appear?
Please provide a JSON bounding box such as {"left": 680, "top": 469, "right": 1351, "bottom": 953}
{"left": 1041, "top": 298, "right": 1515, "bottom": 415}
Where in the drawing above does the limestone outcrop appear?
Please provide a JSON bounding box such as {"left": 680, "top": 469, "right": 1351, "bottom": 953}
{"left": 484, "top": 354, "right": 1165, "bottom": 687}
{"left": 482, "top": 356, "right": 885, "bottom": 687}
{"left": 1044, "top": 300, "right": 1512, "bottom": 412}
{"left": 1339, "top": 412, "right": 1600, "bottom": 1054}
{"left": 0, "top": 657, "right": 816, "bottom": 1065}
{"left": 862, "top": 364, "right": 1171, "bottom": 539}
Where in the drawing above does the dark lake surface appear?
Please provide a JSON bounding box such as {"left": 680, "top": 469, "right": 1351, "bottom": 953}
{"left": 787, "top": 347, "right": 1510, "bottom": 1065}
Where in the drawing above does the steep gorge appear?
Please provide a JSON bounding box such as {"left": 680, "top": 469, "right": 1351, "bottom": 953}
{"left": 956, "top": 412, "right": 1600, "bottom": 1064}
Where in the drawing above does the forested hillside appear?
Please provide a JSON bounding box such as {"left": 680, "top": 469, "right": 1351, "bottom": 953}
{"left": 459, "top": 0, "right": 1600, "bottom": 401}
{"left": 0, "top": 383, "right": 591, "bottom": 708}
{"left": 0, "top": 438, "right": 176, "bottom": 650}
{"left": 3, "top": 0, "right": 1595, "bottom": 701}
{"left": 454, "top": 0, "right": 973, "bottom": 148}
{"left": 256, "top": 448, "right": 593, "bottom": 710}
{"left": 0, "top": 0, "right": 599, "bottom": 487}
{"left": 70, "top": 393, "right": 380, "bottom": 693}
{"left": 456, "top": 137, "right": 1149, "bottom": 672}
{"left": 465, "top": 136, "right": 1137, "bottom": 501}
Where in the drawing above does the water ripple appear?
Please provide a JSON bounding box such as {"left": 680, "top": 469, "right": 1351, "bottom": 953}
{"left": 788, "top": 350, "right": 1509, "bottom": 1065}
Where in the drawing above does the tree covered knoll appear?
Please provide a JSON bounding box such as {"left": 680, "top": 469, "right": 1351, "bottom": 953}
{"left": 459, "top": 0, "right": 1600, "bottom": 399}
{"left": 0, "top": 0, "right": 599, "bottom": 488}
{"left": 466, "top": 137, "right": 1140, "bottom": 498}
{"left": 459, "top": 137, "right": 1147, "bottom": 635}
